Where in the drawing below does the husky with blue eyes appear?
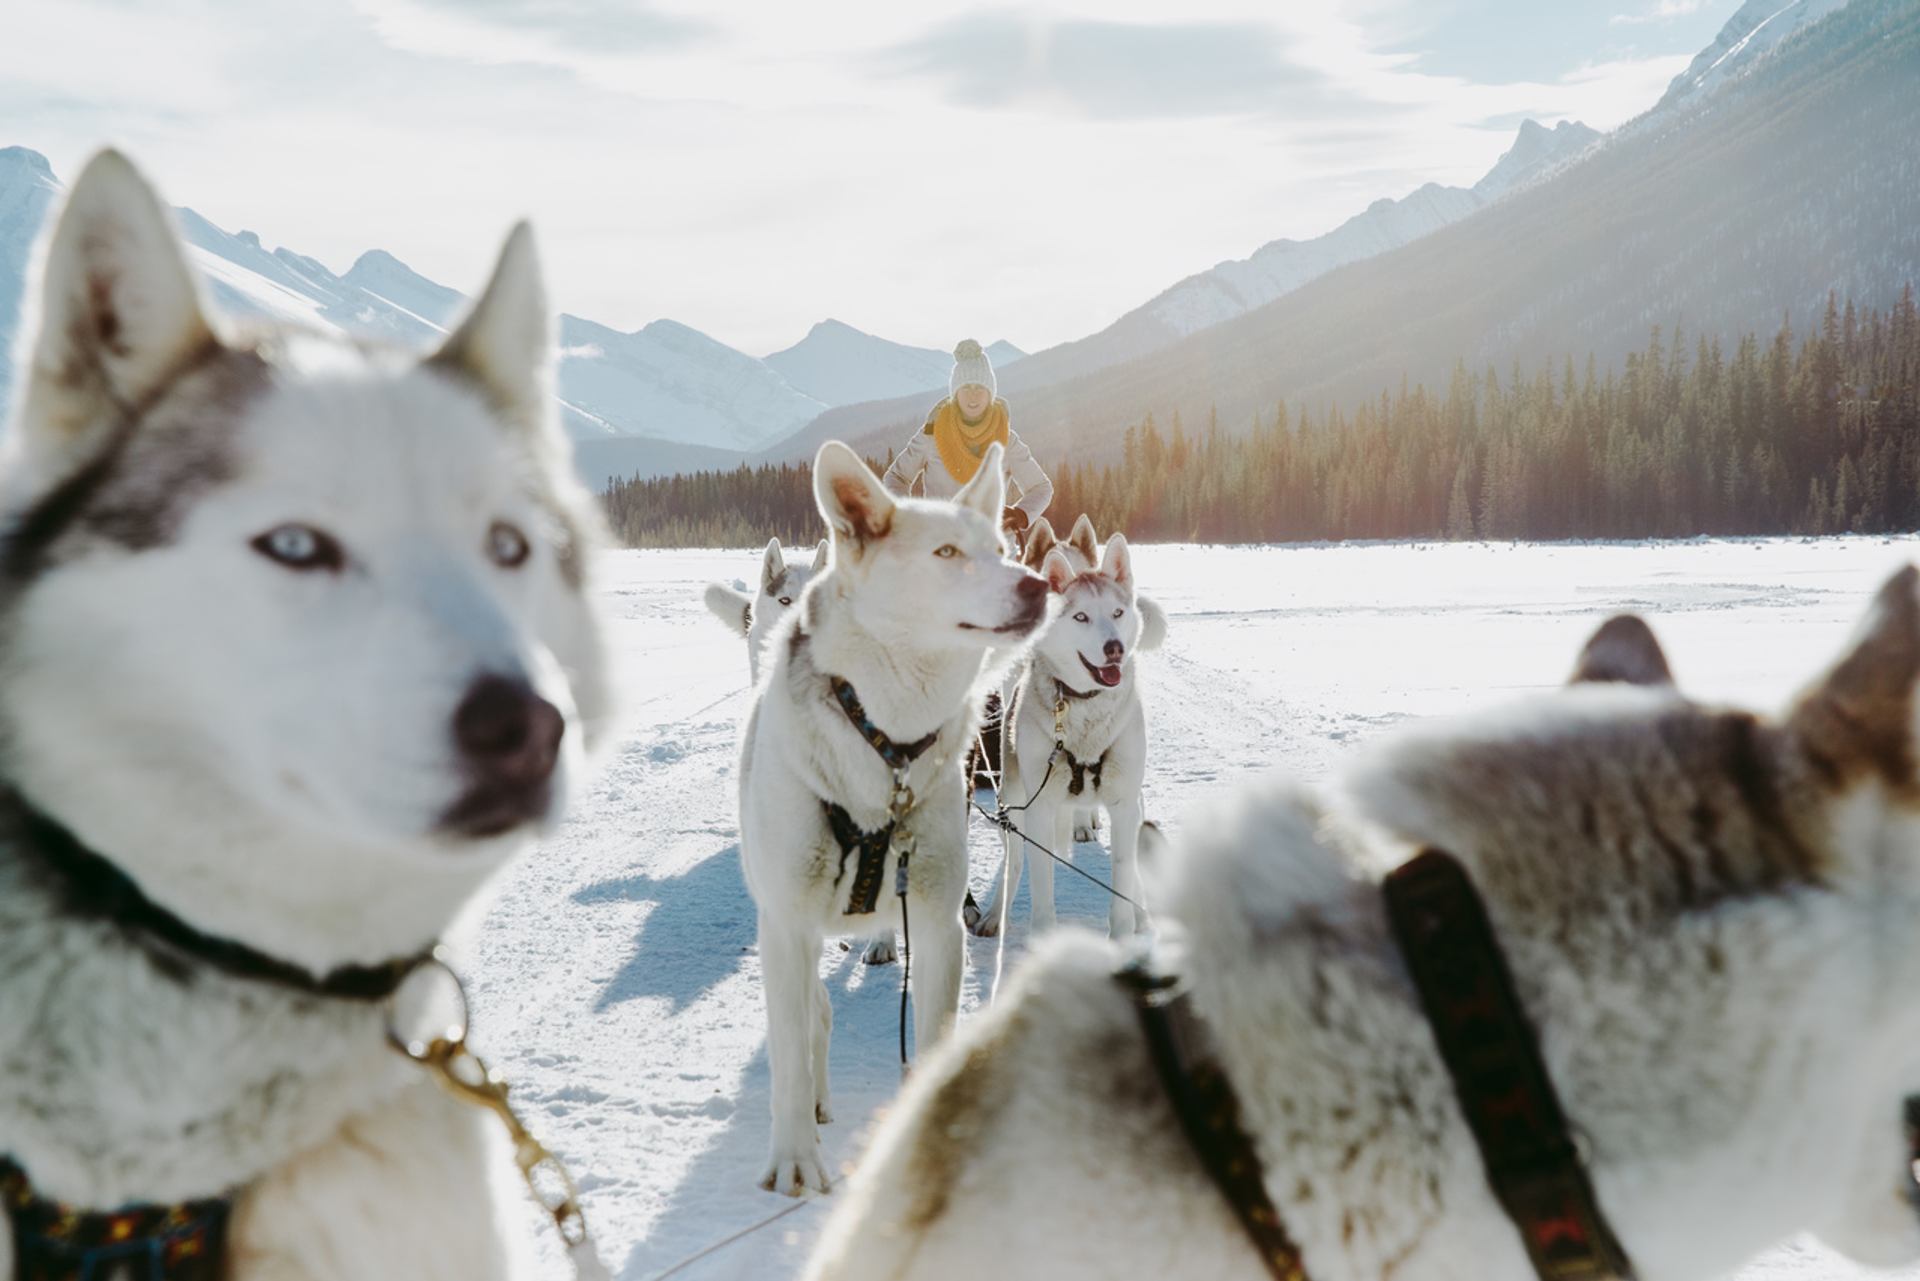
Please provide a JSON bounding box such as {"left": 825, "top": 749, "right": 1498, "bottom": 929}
{"left": 974, "top": 532, "right": 1167, "bottom": 941}
{"left": 0, "top": 151, "right": 610, "bottom": 1279}
{"left": 704, "top": 536, "right": 830, "bottom": 683}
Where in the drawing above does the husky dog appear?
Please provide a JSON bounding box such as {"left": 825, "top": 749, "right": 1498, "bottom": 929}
{"left": 739, "top": 441, "right": 1044, "bottom": 1196}
{"left": 704, "top": 536, "right": 829, "bottom": 682}
{"left": 0, "top": 152, "right": 610, "bottom": 1280}
{"left": 808, "top": 571, "right": 1920, "bottom": 1281}
{"left": 973, "top": 533, "right": 1159, "bottom": 942}
{"left": 1024, "top": 514, "right": 1167, "bottom": 650}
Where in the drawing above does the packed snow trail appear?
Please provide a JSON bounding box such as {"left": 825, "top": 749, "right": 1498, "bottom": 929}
{"left": 467, "top": 538, "right": 1920, "bottom": 1280}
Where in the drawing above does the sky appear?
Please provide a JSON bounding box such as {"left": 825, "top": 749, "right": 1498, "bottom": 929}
{"left": 2, "top": 0, "right": 1734, "bottom": 357}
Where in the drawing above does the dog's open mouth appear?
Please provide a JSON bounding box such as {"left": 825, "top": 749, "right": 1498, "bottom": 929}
{"left": 1080, "top": 653, "right": 1125, "bottom": 687}
{"left": 440, "top": 781, "right": 554, "bottom": 840}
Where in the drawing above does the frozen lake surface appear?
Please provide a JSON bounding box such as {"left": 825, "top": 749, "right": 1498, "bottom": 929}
{"left": 471, "top": 537, "right": 1920, "bottom": 1279}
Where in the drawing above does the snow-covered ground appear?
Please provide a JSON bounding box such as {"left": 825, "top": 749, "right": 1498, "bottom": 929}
{"left": 469, "top": 537, "right": 1920, "bottom": 1280}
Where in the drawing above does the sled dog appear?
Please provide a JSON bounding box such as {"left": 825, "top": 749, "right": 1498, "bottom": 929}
{"left": 0, "top": 152, "right": 610, "bottom": 1281}
{"left": 808, "top": 573, "right": 1920, "bottom": 1281}
{"left": 704, "top": 536, "right": 829, "bottom": 681}
{"left": 738, "top": 441, "right": 1044, "bottom": 1195}
{"left": 973, "top": 533, "right": 1161, "bottom": 940}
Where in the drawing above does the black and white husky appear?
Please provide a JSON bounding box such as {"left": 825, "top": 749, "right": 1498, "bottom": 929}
{"left": 0, "top": 152, "right": 610, "bottom": 1279}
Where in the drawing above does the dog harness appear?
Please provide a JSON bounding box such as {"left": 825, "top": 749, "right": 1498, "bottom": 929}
{"left": 825, "top": 675, "right": 937, "bottom": 915}
{"left": 1383, "top": 849, "right": 1635, "bottom": 1281}
{"left": 1049, "top": 679, "right": 1108, "bottom": 797}
{"left": 1121, "top": 846, "right": 1637, "bottom": 1281}
{"left": 1114, "top": 960, "right": 1307, "bottom": 1281}
{"left": 0, "top": 1161, "right": 229, "bottom": 1281}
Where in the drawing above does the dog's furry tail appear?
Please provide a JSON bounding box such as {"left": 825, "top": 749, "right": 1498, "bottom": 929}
{"left": 704, "top": 582, "right": 752, "bottom": 637}
{"left": 1138, "top": 594, "right": 1169, "bottom": 652}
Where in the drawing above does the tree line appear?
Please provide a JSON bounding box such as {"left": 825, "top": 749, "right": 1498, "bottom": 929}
{"left": 601, "top": 289, "right": 1920, "bottom": 547}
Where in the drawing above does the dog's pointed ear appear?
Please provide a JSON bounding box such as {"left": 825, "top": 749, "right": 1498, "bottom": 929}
{"left": 1790, "top": 565, "right": 1920, "bottom": 787}
{"left": 760, "top": 537, "right": 785, "bottom": 592}
{"left": 17, "top": 150, "right": 216, "bottom": 471}
{"left": 1042, "top": 548, "right": 1077, "bottom": 595}
{"left": 429, "top": 222, "right": 553, "bottom": 433}
{"left": 955, "top": 442, "right": 1005, "bottom": 519}
{"left": 812, "top": 538, "right": 830, "bottom": 570}
{"left": 813, "top": 441, "right": 895, "bottom": 546}
{"left": 1022, "top": 517, "right": 1059, "bottom": 571}
{"left": 1101, "top": 533, "right": 1133, "bottom": 590}
{"left": 1069, "top": 513, "right": 1099, "bottom": 565}
{"left": 1137, "top": 594, "right": 1169, "bottom": 652}
{"left": 1569, "top": 615, "right": 1673, "bottom": 687}
{"left": 704, "top": 583, "right": 752, "bottom": 638}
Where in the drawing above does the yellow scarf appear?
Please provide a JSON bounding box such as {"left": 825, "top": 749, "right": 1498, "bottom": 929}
{"left": 931, "top": 399, "right": 1009, "bottom": 486}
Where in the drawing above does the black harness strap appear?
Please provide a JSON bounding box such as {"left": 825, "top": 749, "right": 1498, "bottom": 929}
{"left": 1116, "top": 961, "right": 1307, "bottom": 1281}
{"left": 1383, "top": 848, "right": 1635, "bottom": 1281}
{"left": 825, "top": 801, "right": 893, "bottom": 916}
{"left": 16, "top": 800, "right": 430, "bottom": 1001}
{"left": 1065, "top": 749, "right": 1107, "bottom": 797}
{"left": 1, "top": 1160, "right": 229, "bottom": 1281}
{"left": 830, "top": 677, "right": 936, "bottom": 772}
{"left": 821, "top": 676, "right": 939, "bottom": 917}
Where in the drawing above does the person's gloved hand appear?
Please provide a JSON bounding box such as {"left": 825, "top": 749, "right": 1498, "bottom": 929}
{"left": 1001, "top": 506, "right": 1030, "bottom": 537}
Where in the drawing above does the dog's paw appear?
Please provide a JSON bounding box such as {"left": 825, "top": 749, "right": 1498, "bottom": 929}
{"left": 863, "top": 936, "right": 898, "bottom": 966}
{"left": 1074, "top": 825, "right": 1094, "bottom": 843}
{"left": 961, "top": 890, "right": 983, "bottom": 930}
{"left": 969, "top": 906, "right": 1002, "bottom": 938}
{"left": 816, "top": 1100, "right": 835, "bottom": 1125}
{"left": 760, "top": 1145, "right": 832, "bottom": 1197}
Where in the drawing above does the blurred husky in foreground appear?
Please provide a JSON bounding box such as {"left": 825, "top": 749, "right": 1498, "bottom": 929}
{"left": 810, "top": 575, "right": 1920, "bottom": 1280}
{"left": 738, "top": 442, "right": 1044, "bottom": 1195}
{"left": 0, "top": 152, "right": 610, "bottom": 1279}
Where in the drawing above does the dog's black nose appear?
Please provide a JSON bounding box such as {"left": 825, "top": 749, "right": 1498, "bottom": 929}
{"left": 453, "top": 675, "right": 564, "bottom": 786}
{"left": 1103, "top": 639, "right": 1125, "bottom": 663}
{"left": 1016, "top": 574, "right": 1047, "bottom": 606}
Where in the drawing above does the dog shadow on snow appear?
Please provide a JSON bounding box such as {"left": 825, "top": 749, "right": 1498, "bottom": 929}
{"left": 573, "top": 843, "right": 757, "bottom": 1013}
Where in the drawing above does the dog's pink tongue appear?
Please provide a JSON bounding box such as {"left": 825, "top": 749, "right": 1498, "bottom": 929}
{"left": 1093, "top": 664, "right": 1123, "bottom": 687}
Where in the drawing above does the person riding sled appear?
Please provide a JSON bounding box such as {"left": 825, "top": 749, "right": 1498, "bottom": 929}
{"left": 882, "top": 339, "right": 1051, "bottom": 540}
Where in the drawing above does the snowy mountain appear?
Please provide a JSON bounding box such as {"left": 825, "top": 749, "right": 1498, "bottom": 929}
{"left": 764, "top": 319, "right": 1024, "bottom": 406}
{"left": 1130, "top": 119, "right": 1599, "bottom": 346}
{"left": 767, "top": 116, "right": 1601, "bottom": 463}
{"left": 1654, "top": 0, "right": 1854, "bottom": 115}
{"left": 0, "top": 151, "right": 877, "bottom": 464}
{"left": 0, "top": 148, "right": 60, "bottom": 376}
{"left": 773, "top": 0, "right": 1917, "bottom": 471}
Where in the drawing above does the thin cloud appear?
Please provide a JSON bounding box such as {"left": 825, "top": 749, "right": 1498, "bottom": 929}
{"left": 403, "top": 0, "right": 716, "bottom": 52}
{"left": 880, "top": 12, "right": 1326, "bottom": 119}
{"left": 1610, "top": 0, "right": 1716, "bottom": 27}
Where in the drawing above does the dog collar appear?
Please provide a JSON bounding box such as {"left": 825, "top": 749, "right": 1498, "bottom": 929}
{"left": 828, "top": 676, "right": 938, "bottom": 772}
{"left": 0, "top": 1158, "right": 230, "bottom": 1281}
{"left": 15, "top": 797, "right": 433, "bottom": 1002}
{"left": 1053, "top": 677, "right": 1104, "bottom": 703}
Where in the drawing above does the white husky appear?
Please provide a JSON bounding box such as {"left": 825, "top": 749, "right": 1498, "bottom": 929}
{"left": 809, "top": 573, "right": 1920, "bottom": 1281}
{"left": 0, "top": 152, "right": 610, "bottom": 1280}
{"left": 974, "top": 534, "right": 1161, "bottom": 941}
{"left": 738, "top": 441, "right": 1044, "bottom": 1196}
{"left": 704, "top": 536, "right": 829, "bottom": 681}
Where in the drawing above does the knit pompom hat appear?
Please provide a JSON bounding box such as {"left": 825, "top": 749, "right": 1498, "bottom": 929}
{"left": 949, "top": 338, "right": 996, "bottom": 398}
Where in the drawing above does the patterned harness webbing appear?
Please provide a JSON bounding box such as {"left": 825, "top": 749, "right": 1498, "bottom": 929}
{"left": 823, "top": 675, "right": 938, "bottom": 916}
{"left": 1064, "top": 749, "right": 1107, "bottom": 797}
{"left": 1382, "top": 848, "right": 1636, "bottom": 1281}
{"left": 1114, "top": 961, "right": 1307, "bottom": 1281}
{"left": 0, "top": 1160, "right": 230, "bottom": 1281}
